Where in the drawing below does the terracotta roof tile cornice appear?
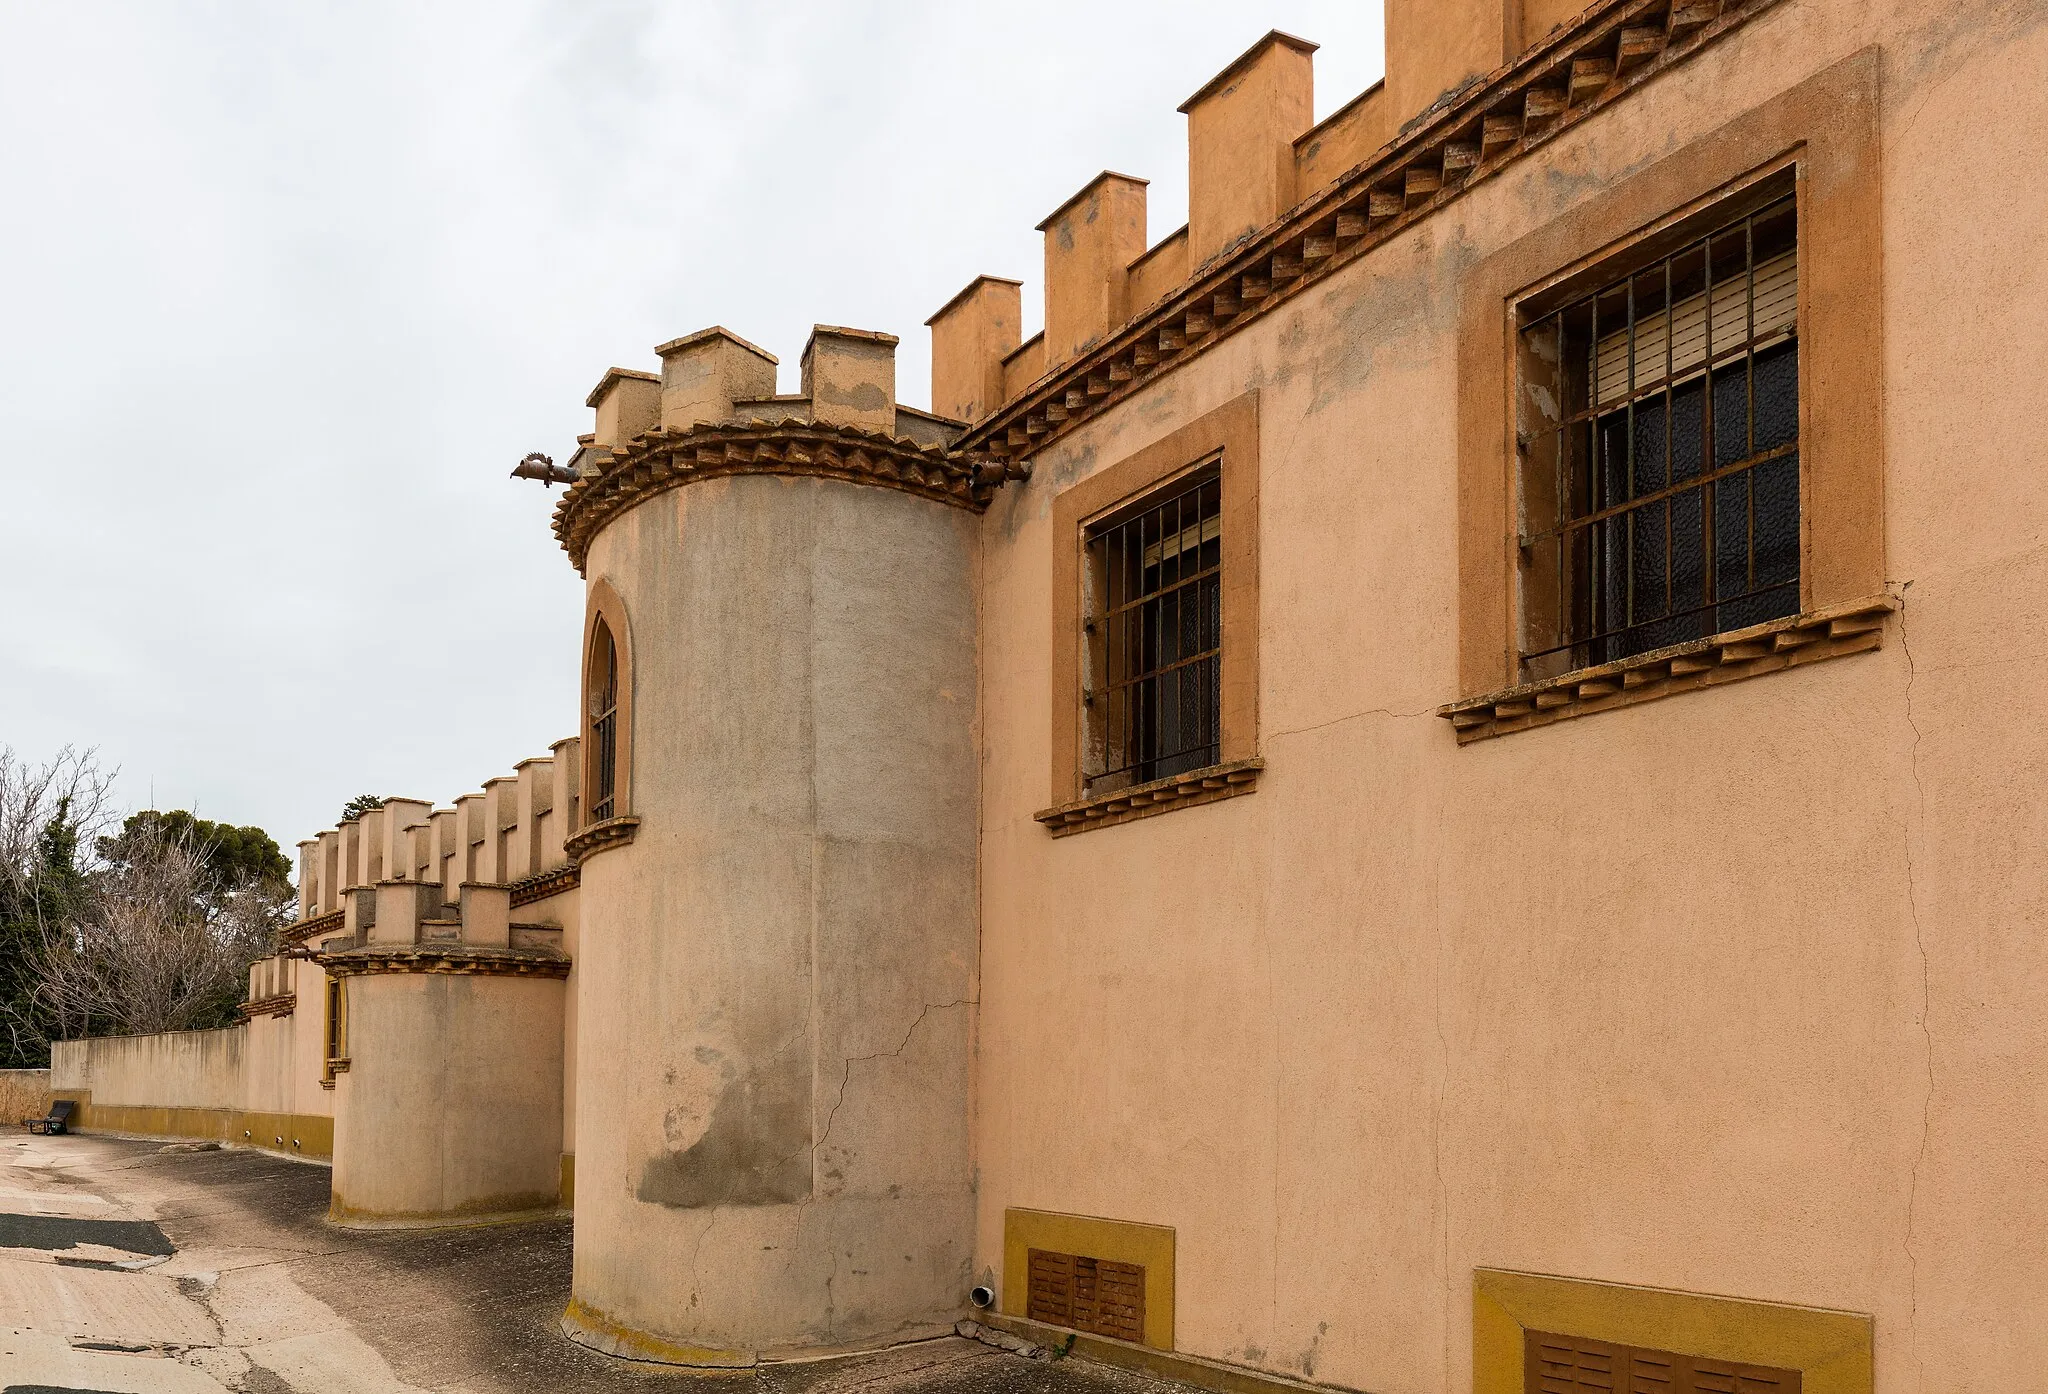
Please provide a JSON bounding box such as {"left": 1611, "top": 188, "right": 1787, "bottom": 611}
{"left": 959, "top": 0, "right": 1786, "bottom": 463}
{"left": 313, "top": 943, "right": 572, "bottom": 979}
{"left": 236, "top": 992, "right": 296, "bottom": 1021}
{"left": 280, "top": 907, "right": 344, "bottom": 948}
{"left": 509, "top": 862, "right": 579, "bottom": 907}
{"left": 550, "top": 420, "right": 1026, "bottom": 573}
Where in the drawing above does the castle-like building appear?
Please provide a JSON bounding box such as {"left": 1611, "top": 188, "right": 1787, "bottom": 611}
{"left": 51, "top": 1, "right": 2048, "bottom": 1389}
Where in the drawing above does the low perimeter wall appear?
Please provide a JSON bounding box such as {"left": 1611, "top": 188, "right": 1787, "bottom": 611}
{"left": 0, "top": 1069, "right": 52, "bottom": 1126}
{"left": 50, "top": 1028, "right": 332, "bottom": 1160}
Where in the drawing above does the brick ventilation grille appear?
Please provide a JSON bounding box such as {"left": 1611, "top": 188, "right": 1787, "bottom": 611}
{"left": 1026, "top": 1248, "right": 1145, "bottom": 1343}
{"left": 1528, "top": 1330, "right": 1801, "bottom": 1393}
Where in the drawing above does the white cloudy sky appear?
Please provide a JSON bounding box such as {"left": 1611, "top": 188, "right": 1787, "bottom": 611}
{"left": 0, "top": 1, "right": 1385, "bottom": 855}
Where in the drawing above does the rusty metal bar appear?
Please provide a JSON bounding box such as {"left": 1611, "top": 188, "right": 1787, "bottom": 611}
{"left": 1083, "top": 471, "right": 1223, "bottom": 789}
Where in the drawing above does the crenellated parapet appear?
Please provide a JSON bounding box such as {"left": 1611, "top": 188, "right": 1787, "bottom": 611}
{"left": 925, "top": 0, "right": 1781, "bottom": 462}
{"left": 552, "top": 420, "right": 1009, "bottom": 573}
{"left": 268, "top": 745, "right": 585, "bottom": 1230}
{"left": 549, "top": 323, "right": 1027, "bottom": 575}
{"left": 277, "top": 737, "right": 582, "bottom": 960}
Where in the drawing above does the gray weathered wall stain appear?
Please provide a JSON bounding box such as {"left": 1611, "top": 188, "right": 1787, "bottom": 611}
{"left": 638, "top": 1050, "right": 812, "bottom": 1208}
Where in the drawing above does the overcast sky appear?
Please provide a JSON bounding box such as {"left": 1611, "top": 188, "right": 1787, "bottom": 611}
{"left": 0, "top": 1, "right": 1386, "bottom": 856}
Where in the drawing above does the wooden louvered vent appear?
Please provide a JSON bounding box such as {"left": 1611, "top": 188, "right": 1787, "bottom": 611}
{"left": 1529, "top": 1330, "right": 1801, "bottom": 1393}
{"left": 1027, "top": 1247, "right": 1145, "bottom": 1343}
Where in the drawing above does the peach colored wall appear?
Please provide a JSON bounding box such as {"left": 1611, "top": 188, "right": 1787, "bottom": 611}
{"left": 1383, "top": 0, "right": 1509, "bottom": 135}
{"left": 1182, "top": 33, "right": 1315, "bottom": 269}
{"left": 1293, "top": 81, "right": 1391, "bottom": 203}
{"left": 1126, "top": 227, "right": 1191, "bottom": 319}
{"left": 52, "top": 1029, "right": 243, "bottom": 1111}
{"left": 1040, "top": 174, "right": 1149, "bottom": 370}
{"left": 544, "top": 886, "right": 580, "bottom": 1163}
{"left": 242, "top": 962, "right": 333, "bottom": 1122}
{"left": 569, "top": 467, "right": 980, "bottom": 1358}
{"left": 972, "top": 6, "right": 2048, "bottom": 1394}
{"left": 330, "top": 971, "right": 565, "bottom": 1225}
{"left": 1519, "top": 0, "right": 1591, "bottom": 51}
{"left": 70, "top": 745, "right": 581, "bottom": 1205}
{"left": 1002, "top": 333, "right": 1046, "bottom": 401}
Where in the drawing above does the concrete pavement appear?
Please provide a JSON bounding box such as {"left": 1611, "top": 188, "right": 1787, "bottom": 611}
{"left": 0, "top": 1133, "right": 1191, "bottom": 1394}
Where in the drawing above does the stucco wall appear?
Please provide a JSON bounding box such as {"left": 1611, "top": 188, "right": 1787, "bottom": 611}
{"left": 544, "top": 887, "right": 580, "bottom": 1177}
{"left": 0, "top": 1070, "right": 51, "bottom": 1125}
{"left": 330, "top": 971, "right": 565, "bottom": 1224}
{"left": 240, "top": 959, "right": 335, "bottom": 1124}
{"left": 50, "top": 1010, "right": 335, "bottom": 1157}
{"left": 571, "top": 470, "right": 979, "bottom": 1358}
{"left": 972, "top": 4, "right": 2048, "bottom": 1393}
{"left": 52, "top": 1029, "right": 244, "bottom": 1111}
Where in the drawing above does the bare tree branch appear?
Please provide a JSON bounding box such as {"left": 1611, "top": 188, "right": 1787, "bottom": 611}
{"left": 0, "top": 745, "right": 117, "bottom": 892}
{"left": 1, "top": 749, "right": 286, "bottom": 1051}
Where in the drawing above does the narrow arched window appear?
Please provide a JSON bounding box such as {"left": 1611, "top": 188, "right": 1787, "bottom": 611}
{"left": 588, "top": 619, "right": 619, "bottom": 823}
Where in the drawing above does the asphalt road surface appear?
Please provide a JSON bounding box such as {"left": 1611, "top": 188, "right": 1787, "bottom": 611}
{"left": 0, "top": 1133, "right": 1192, "bottom": 1394}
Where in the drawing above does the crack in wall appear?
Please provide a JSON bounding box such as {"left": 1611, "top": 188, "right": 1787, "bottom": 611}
{"left": 1891, "top": 581, "right": 1934, "bottom": 1394}
{"left": 1431, "top": 785, "right": 1451, "bottom": 1394}
{"left": 1263, "top": 864, "right": 1281, "bottom": 1361}
{"left": 789, "top": 995, "right": 976, "bottom": 1333}
{"left": 1267, "top": 702, "right": 1440, "bottom": 743}
{"left": 814, "top": 997, "right": 975, "bottom": 1170}
{"left": 688, "top": 1204, "right": 723, "bottom": 1314}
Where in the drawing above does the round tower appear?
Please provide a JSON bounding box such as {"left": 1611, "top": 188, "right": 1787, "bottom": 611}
{"left": 553, "top": 325, "right": 1009, "bottom": 1363}
{"left": 314, "top": 799, "right": 573, "bottom": 1229}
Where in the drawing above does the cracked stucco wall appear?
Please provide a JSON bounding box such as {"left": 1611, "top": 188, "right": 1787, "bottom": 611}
{"left": 569, "top": 470, "right": 978, "bottom": 1356}
{"left": 971, "top": 3, "right": 2048, "bottom": 1392}
{"left": 329, "top": 971, "right": 565, "bottom": 1225}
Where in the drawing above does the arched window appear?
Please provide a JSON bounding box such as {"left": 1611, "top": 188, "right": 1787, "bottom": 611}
{"left": 587, "top": 618, "right": 619, "bottom": 823}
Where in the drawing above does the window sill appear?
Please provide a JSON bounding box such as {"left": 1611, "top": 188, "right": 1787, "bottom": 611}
{"left": 565, "top": 815, "right": 639, "bottom": 863}
{"left": 1439, "top": 595, "right": 1895, "bottom": 744}
{"left": 1034, "top": 758, "right": 1263, "bottom": 837}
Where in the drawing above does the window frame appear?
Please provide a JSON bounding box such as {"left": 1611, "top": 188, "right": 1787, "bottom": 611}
{"left": 1044, "top": 392, "right": 1260, "bottom": 829}
{"left": 1453, "top": 52, "right": 1885, "bottom": 714}
{"left": 1514, "top": 170, "right": 1803, "bottom": 681}
{"left": 579, "top": 578, "right": 634, "bottom": 828}
{"left": 1081, "top": 458, "right": 1225, "bottom": 795}
{"left": 321, "top": 975, "right": 347, "bottom": 1087}
{"left": 587, "top": 619, "right": 620, "bottom": 823}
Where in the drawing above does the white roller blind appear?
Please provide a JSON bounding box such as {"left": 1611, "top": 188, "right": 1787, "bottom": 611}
{"left": 1144, "top": 512, "right": 1220, "bottom": 569}
{"left": 1593, "top": 250, "right": 1796, "bottom": 406}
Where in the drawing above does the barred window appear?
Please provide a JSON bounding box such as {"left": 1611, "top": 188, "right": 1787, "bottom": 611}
{"left": 587, "top": 619, "right": 619, "bottom": 823}
{"left": 1082, "top": 466, "right": 1222, "bottom": 794}
{"left": 1519, "top": 192, "right": 1799, "bottom": 679}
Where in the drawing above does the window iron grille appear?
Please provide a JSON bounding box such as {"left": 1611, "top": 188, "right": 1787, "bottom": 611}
{"left": 1083, "top": 468, "right": 1222, "bottom": 792}
{"left": 588, "top": 622, "right": 618, "bottom": 823}
{"left": 1520, "top": 193, "right": 1799, "bottom": 676}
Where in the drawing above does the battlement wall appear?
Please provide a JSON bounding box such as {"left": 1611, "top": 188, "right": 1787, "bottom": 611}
{"left": 290, "top": 737, "right": 581, "bottom": 924}
{"left": 927, "top": 2, "right": 1623, "bottom": 423}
